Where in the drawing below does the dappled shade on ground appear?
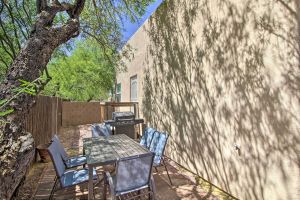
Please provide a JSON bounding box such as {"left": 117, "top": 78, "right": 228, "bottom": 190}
{"left": 31, "top": 125, "right": 233, "bottom": 200}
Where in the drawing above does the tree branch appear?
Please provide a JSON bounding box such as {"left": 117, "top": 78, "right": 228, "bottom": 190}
{"left": 120, "top": 0, "right": 139, "bottom": 22}
{"left": 14, "top": 0, "right": 30, "bottom": 38}
{"left": 22, "top": 0, "right": 32, "bottom": 24}
{"left": 3, "top": 3, "right": 21, "bottom": 51}
{"left": 0, "top": 38, "right": 14, "bottom": 60}
{"left": 72, "top": 0, "right": 86, "bottom": 18}
{"left": 0, "top": 4, "right": 16, "bottom": 58}
{"left": 51, "top": 0, "right": 85, "bottom": 18}
{"left": 52, "top": 18, "right": 81, "bottom": 41}
{"left": 82, "top": 29, "right": 115, "bottom": 66}
{"left": 0, "top": 33, "right": 16, "bottom": 60}
{"left": 0, "top": 55, "right": 10, "bottom": 72}
{"left": 36, "top": 0, "right": 48, "bottom": 14}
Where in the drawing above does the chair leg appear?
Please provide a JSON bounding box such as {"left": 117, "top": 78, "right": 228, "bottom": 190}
{"left": 50, "top": 176, "right": 58, "bottom": 200}
{"left": 154, "top": 167, "right": 158, "bottom": 173}
{"left": 162, "top": 159, "right": 173, "bottom": 185}
{"left": 148, "top": 187, "right": 151, "bottom": 200}
{"left": 150, "top": 176, "right": 156, "bottom": 200}
{"left": 137, "top": 190, "right": 141, "bottom": 200}
{"left": 103, "top": 176, "right": 107, "bottom": 200}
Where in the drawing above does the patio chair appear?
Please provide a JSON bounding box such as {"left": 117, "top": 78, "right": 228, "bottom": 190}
{"left": 139, "top": 127, "right": 157, "bottom": 149}
{"left": 91, "top": 123, "right": 112, "bottom": 137}
{"left": 51, "top": 135, "right": 87, "bottom": 168}
{"left": 47, "top": 141, "right": 98, "bottom": 199}
{"left": 149, "top": 132, "right": 173, "bottom": 185}
{"left": 104, "top": 152, "right": 156, "bottom": 200}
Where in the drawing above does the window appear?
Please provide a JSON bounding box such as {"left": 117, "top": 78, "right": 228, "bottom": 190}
{"left": 116, "top": 83, "right": 121, "bottom": 102}
{"left": 130, "top": 75, "right": 138, "bottom": 102}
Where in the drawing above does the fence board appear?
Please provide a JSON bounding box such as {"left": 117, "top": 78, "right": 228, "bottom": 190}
{"left": 24, "top": 97, "right": 140, "bottom": 159}
{"left": 25, "top": 96, "right": 62, "bottom": 150}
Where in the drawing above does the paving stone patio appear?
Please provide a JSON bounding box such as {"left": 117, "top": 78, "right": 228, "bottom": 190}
{"left": 32, "top": 125, "right": 230, "bottom": 200}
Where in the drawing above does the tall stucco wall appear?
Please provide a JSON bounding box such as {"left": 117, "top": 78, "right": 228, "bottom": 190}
{"left": 117, "top": 26, "right": 150, "bottom": 109}
{"left": 118, "top": 0, "right": 300, "bottom": 199}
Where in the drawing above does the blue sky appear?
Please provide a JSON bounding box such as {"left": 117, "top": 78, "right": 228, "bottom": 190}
{"left": 67, "top": 1, "right": 163, "bottom": 55}
{"left": 121, "top": 0, "right": 163, "bottom": 42}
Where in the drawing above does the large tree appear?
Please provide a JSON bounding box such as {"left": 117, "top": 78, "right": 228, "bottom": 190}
{"left": 42, "top": 39, "right": 115, "bottom": 101}
{"left": 0, "top": 0, "right": 153, "bottom": 199}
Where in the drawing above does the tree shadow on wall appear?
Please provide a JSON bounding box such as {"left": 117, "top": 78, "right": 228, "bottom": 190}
{"left": 142, "top": 0, "right": 300, "bottom": 199}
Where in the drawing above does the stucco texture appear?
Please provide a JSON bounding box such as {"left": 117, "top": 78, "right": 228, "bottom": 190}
{"left": 117, "top": 0, "right": 300, "bottom": 199}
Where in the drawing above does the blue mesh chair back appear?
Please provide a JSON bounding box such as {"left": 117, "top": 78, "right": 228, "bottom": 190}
{"left": 140, "top": 127, "right": 157, "bottom": 149}
{"left": 51, "top": 135, "right": 86, "bottom": 168}
{"left": 91, "top": 123, "right": 111, "bottom": 137}
{"left": 150, "top": 132, "right": 169, "bottom": 165}
{"left": 148, "top": 131, "right": 161, "bottom": 152}
{"left": 114, "top": 152, "right": 154, "bottom": 193}
{"left": 105, "top": 124, "right": 112, "bottom": 134}
{"left": 52, "top": 135, "right": 68, "bottom": 161}
{"left": 48, "top": 142, "right": 97, "bottom": 192}
{"left": 48, "top": 141, "right": 66, "bottom": 180}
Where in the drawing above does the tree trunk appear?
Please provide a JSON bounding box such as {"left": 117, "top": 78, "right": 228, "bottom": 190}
{"left": 0, "top": 1, "right": 85, "bottom": 199}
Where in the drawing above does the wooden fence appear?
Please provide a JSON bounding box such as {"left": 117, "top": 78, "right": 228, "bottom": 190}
{"left": 62, "top": 101, "right": 101, "bottom": 126}
{"left": 25, "top": 96, "right": 62, "bottom": 148}
{"left": 62, "top": 101, "right": 140, "bottom": 126}
{"left": 25, "top": 97, "right": 140, "bottom": 146}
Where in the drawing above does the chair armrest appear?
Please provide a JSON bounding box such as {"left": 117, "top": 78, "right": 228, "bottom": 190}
{"left": 105, "top": 172, "right": 116, "bottom": 198}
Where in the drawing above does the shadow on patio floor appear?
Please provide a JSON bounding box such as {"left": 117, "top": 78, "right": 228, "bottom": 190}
{"left": 33, "top": 125, "right": 232, "bottom": 200}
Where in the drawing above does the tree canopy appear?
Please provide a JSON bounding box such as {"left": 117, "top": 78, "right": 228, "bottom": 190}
{"left": 42, "top": 39, "right": 115, "bottom": 101}
{"left": 0, "top": 0, "right": 154, "bottom": 83}
{"left": 0, "top": 0, "right": 36, "bottom": 81}
{"left": 0, "top": 1, "right": 155, "bottom": 198}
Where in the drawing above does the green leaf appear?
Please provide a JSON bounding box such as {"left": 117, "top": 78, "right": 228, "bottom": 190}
{"left": 0, "top": 108, "right": 14, "bottom": 117}
{"left": 19, "top": 79, "right": 30, "bottom": 85}
{"left": 0, "top": 99, "right": 8, "bottom": 106}
{"left": 23, "top": 89, "right": 36, "bottom": 95}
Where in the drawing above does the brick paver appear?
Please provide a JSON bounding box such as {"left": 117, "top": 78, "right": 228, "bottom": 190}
{"left": 34, "top": 125, "right": 222, "bottom": 200}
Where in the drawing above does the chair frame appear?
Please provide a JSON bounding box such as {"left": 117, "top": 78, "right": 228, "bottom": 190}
{"left": 154, "top": 156, "right": 172, "bottom": 185}
{"left": 49, "top": 173, "right": 99, "bottom": 200}
{"left": 143, "top": 130, "right": 173, "bottom": 185}
{"left": 140, "top": 128, "right": 158, "bottom": 149}
{"left": 91, "top": 123, "right": 112, "bottom": 137}
{"left": 47, "top": 142, "right": 97, "bottom": 199}
{"left": 104, "top": 152, "right": 156, "bottom": 200}
{"left": 51, "top": 135, "right": 86, "bottom": 169}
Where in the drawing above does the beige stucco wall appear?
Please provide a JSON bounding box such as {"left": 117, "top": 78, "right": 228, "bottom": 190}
{"left": 117, "top": 0, "right": 300, "bottom": 199}
{"left": 117, "top": 26, "right": 150, "bottom": 109}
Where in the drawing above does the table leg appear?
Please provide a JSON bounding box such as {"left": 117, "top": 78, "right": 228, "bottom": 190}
{"left": 150, "top": 175, "right": 157, "bottom": 200}
{"left": 103, "top": 171, "right": 107, "bottom": 200}
{"left": 88, "top": 165, "right": 94, "bottom": 200}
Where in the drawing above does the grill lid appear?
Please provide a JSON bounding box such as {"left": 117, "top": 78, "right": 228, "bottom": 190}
{"left": 112, "top": 111, "right": 135, "bottom": 121}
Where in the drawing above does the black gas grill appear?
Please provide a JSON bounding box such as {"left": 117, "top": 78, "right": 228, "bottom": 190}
{"left": 104, "top": 112, "right": 144, "bottom": 139}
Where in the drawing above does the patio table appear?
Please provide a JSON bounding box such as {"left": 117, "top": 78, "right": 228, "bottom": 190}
{"left": 83, "top": 134, "right": 149, "bottom": 200}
